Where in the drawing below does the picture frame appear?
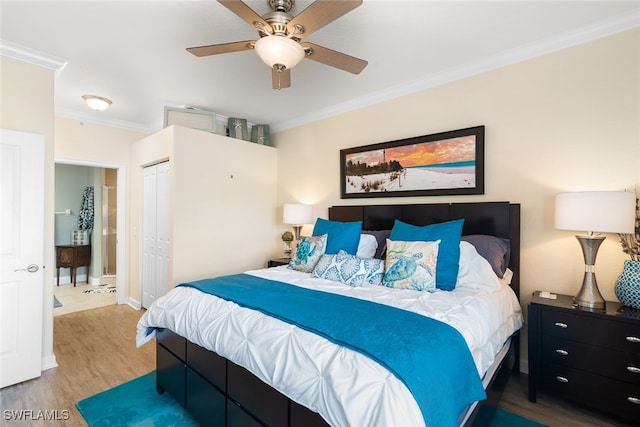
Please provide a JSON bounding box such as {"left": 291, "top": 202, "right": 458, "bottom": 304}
{"left": 340, "top": 126, "right": 484, "bottom": 199}
{"left": 164, "top": 106, "right": 216, "bottom": 133}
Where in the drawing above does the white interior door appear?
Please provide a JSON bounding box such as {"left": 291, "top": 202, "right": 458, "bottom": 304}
{"left": 1, "top": 129, "right": 45, "bottom": 388}
{"left": 141, "top": 162, "right": 169, "bottom": 309}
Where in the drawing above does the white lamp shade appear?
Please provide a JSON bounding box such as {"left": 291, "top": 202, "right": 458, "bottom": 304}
{"left": 555, "top": 191, "right": 636, "bottom": 234}
{"left": 283, "top": 203, "right": 313, "bottom": 225}
{"left": 254, "top": 36, "right": 305, "bottom": 70}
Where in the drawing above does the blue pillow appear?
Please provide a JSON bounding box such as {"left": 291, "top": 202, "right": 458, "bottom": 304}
{"left": 312, "top": 218, "right": 362, "bottom": 255}
{"left": 390, "top": 219, "right": 464, "bottom": 291}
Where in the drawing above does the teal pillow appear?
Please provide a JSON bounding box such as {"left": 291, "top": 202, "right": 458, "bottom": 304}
{"left": 390, "top": 219, "right": 464, "bottom": 291}
{"left": 312, "top": 218, "right": 362, "bottom": 255}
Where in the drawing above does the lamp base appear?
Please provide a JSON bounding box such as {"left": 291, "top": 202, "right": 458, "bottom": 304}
{"left": 574, "top": 271, "right": 606, "bottom": 309}
{"left": 574, "top": 235, "right": 606, "bottom": 310}
{"left": 292, "top": 225, "right": 303, "bottom": 241}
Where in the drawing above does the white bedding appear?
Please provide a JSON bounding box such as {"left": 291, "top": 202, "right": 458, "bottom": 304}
{"left": 137, "top": 263, "right": 522, "bottom": 427}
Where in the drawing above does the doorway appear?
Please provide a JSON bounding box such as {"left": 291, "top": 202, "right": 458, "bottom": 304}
{"left": 53, "top": 159, "right": 126, "bottom": 315}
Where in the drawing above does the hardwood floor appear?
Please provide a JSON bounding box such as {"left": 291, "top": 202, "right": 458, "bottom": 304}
{"left": 0, "top": 305, "right": 154, "bottom": 427}
{"left": 0, "top": 304, "right": 635, "bottom": 427}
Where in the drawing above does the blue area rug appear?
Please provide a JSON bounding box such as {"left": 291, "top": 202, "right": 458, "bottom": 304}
{"left": 76, "top": 372, "right": 198, "bottom": 426}
{"left": 77, "top": 371, "right": 546, "bottom": 427}
{"left": 53, "top": 295, "right": 62, "bottom": 308}
{"left": 473, "top": 405, "right": 547, "bottom": 427}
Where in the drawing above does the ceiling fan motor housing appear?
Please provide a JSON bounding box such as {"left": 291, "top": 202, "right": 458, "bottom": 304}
{"left": 261, "top": 11, "right": 293, "bottom": 36}
{"left": 269, "top": 0, "right": 294, "bottom": 13}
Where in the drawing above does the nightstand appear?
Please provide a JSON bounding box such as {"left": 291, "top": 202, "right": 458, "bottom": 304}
{"left": 56, "top": 244, "right": 91, "bottom": 287}
{"left": 268, "top": 258, "right": 290, "bottom": 268}
{"left": 528, "top": 291, "right": 640, "bottom": 422}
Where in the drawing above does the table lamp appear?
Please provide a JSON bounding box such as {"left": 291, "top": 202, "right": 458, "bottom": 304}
{"left": 283, "top": 204, "right": 313, "bottom": 241}
{"left": 555, "top": 191, "right": 636, "bottom": 309}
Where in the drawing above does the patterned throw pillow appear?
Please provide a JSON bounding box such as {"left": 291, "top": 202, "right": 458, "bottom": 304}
{"left": 288, "top": 234, "right": 327, "bottom": 273}
{"left": 383, "top": 240, "right": 440, "bottom": 292}
{"left": 313, "top": 250, "right": 384, "bottom": 287}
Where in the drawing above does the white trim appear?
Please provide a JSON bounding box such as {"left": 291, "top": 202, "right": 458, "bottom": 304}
{"left": 271, "top": 9, "right": 640, "bottom": 132}
{"left": 127, "top": 297, "right": 142, "bottom": 310}
{"left": 0, "top": 39, "right": 67, "bottom": 76}
{"left": 55, "top": 107, "right": 156, "bottom": 134}
{"left": 53, "top": 273, "right": 89, "bottom": 286}
{"left": 55, "top": 158, "right": 127, "bottom": 306}
{"left": 41, "top": 354, "right": 58, "bottom": 371}
{"left": 5, "top": 9, "right": 639, "bottom": 133}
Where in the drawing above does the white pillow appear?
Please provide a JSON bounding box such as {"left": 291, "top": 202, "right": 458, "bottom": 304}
{"left": 456, "top": 241, "right": 502, "bottom": 290}
{"left": 356, "top": 234, "right": 378, "bottom": 259}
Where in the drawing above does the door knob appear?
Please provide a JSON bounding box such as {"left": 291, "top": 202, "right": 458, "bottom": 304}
{"left": 14, "top": 264, "right": 39, "bottom": 273}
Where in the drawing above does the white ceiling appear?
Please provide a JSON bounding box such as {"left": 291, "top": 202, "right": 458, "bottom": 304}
{"left": 1, "top": 1, "right": 639, "bottom": 133}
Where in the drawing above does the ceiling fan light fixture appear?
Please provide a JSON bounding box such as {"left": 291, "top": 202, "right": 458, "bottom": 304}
{"left": 82, "top": 94, "right": 112, "bottom": 111}
{"left": 254, "top": 35, "right": 305, "bottom": 70}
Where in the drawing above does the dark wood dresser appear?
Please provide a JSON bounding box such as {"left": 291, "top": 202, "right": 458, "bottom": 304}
{"left": 528, "top": 291, "right": 640, "bottom": 422}
{"left": 55, "top": 244, "right": 91, "bottom": 286}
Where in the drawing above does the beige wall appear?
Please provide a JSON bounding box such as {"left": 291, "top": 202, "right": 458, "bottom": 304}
{"left": 274, "top": 29, "right": 640, "bottom": 369}
{"left": 129, "top": 126, "right": 278, "bottom": 303}
{"left": 1, "top": 56, "right": 56, "bottom": 368}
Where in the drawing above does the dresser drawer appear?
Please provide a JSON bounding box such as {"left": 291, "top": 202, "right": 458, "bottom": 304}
{"left": 543, "top": 335, "right": 640, "bottom": 384}
{"left": 540, "top": 308, "right": 640, "bottom": 352}
{"left": 541, "top": 363, "right": 640, "bottom": 422}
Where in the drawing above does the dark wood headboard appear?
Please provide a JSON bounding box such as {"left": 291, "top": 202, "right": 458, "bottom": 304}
{"left": 328, "top": 202, "right": 521, "bottom": 298}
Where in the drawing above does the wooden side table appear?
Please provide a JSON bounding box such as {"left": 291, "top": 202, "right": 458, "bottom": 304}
{"left": 56, "top": 244, "right": 91, "bottom": 286}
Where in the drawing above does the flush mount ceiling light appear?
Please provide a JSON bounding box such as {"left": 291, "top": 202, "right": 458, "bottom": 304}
{"left": 82, "top": 94, "right": 112, "bottom": 111}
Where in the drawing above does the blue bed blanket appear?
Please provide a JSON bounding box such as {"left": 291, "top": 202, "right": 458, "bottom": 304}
{"left": 179, "top": 274, "right": 485, "bottom": 427}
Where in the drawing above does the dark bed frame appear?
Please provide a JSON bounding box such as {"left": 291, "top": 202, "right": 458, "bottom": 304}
{"left": 155, "top": 201, "right": 521, "bottom": 427}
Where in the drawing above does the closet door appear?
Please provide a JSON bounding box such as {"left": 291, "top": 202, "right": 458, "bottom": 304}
{"left": 142, "top": 162, "right": 170, "bottom": 309}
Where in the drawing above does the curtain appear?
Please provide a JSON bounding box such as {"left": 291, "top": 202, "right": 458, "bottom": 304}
{"left": 77, "top": 186, "right": 94, "bottom": 230}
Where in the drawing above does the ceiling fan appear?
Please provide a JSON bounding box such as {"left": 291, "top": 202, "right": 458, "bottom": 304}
{"left": 187, "top": 0, "right": 368, "bottom": 89}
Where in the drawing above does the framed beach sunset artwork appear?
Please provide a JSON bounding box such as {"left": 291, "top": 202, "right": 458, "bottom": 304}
{"left": 340, "top": 126, "right": 484, "bottom": 198}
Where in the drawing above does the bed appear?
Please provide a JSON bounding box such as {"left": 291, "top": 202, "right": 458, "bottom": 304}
{"left": 136, "top": 201, "right": 523, "bottom": 427}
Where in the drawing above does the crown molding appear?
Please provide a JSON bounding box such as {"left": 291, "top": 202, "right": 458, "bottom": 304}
{"left": 0, "top": 39, "right": 68, "bottom": 75}
{"left": 272, "top": 8, "right": 640, "bottom": 133}
{"left": 55, "top": 107, "right": 158, "bottom": 134}
{"left": 4, "top": 8, "right": 638, "bottom": 134}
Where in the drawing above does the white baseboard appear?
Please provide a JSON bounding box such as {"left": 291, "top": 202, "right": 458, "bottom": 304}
{"left": 41, "top": 353, "right": 58, "bottom": 371}
{"left": 53, "top": 273, "right": 89, "bottom": 286}
{"left": 127, "top": 297, "right": 142, "bottom": 310}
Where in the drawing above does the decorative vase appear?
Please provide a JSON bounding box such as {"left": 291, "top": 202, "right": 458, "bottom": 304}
{"left": 614, "top": 260, "right": 640, "bottom": 309}
{"left": 283, "top": 240, "right": 292, "bottom": 258}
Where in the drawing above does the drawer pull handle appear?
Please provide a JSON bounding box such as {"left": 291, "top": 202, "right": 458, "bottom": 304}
{"left": 627, "top": 366, "right": 640, "bottom": 374}
{"left": 555, "top": 349, "right": 569, "bottom": 356}
{"left": 627, "top": 336, "right": 640, "bottom": 343}
{"left": 628, "top": 397, "right": 640, "bottom": 405}
{"left": 555, "top": 376, "right": 569, "bottom": 383}
{"left": 554, "top": 322, "right": 568, "bottom": 329}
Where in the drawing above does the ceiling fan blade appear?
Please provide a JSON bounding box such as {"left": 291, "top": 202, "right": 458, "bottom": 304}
{"left": 187, "top": 40, "right": 255, "bottom": 57}
{"left": 218, "top": 0, "right": 272, "bottom": 34}
{"left": 301, "top": 42, "right": 367, "bottom": 74}
{"left": 287, "top": 1, "right": 362, "bottom": 38}
{"left": 272, "top": 67, "right": 291, "bottom": 90}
